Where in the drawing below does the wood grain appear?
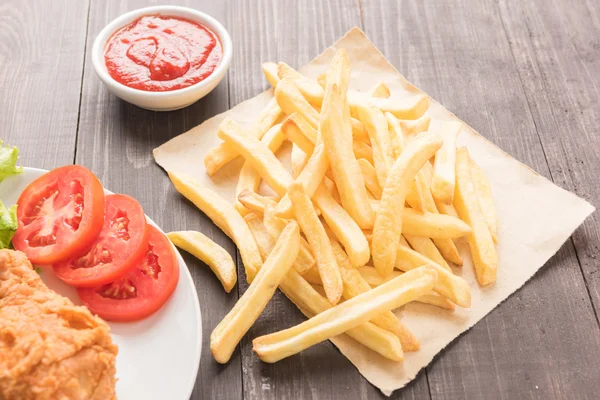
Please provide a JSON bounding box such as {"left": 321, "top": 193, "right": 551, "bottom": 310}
{"left": 76, "top": 1, "right": 241, "bottom": 399}
{"left": 0, "top": 0, "right": 89, "bottom": 168}
{"left": 361, "top": 0, "right": 600, "bottom": 398}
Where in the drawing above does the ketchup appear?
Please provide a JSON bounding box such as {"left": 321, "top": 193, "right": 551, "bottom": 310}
{"left": 104, "top": 15, "right": 222, "bottom": 91}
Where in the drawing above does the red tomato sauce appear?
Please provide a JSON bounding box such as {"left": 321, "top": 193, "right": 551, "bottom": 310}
{"left": 104, "top": 15, "right": 222, "bottom": 91}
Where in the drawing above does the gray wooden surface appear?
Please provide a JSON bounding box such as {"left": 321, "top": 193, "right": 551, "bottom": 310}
{"left": 1, "top": 0, "right": 599, "bottom": 398}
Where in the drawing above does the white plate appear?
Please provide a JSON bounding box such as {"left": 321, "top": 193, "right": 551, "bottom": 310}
{"left": 0, "top": 167, "right": 201, "bottom": 400}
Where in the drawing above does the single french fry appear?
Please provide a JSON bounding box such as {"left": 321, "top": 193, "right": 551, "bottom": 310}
{"left": 252, "top": 266, "right": 437, "bottom": 363}
{"left": 357, "top": 266, "right": 455, "bottom": 310}
{"left": 399, "top": 115, "right": 431, "bottom": 142}
{"left": 168, "top": 231, "right": 237, "bottom": 293}
{"left": 263, "top": 205, "right": 315, "bottom": 274}
{"left": 320, "top": 50, "right": 374, "bottom": 229}
{"left": 313, "top": 184, "right": 371, "bottom": 267}
{"left": 262, "top": 62, "right": 280, "bottom": 88}
{"left": 358, "top": 158, "right": 383, "bottom": 199}
{"left": 395, "top": 241, "right": 471, "bottom": 307}
{"left": 455, "top": 148, "right": 498, "bottom": 286}
{"left": 274, "top": 141, "right": 328, "bottom": 219}
{"left": 372, "top": 132, "right": 443, "bottom": 276}
{"left": 369, "top": 81, "right": 391, "bottom": 98}
{"left": 278, "top": 62, "right": 324, "bottom": 107}
{"left": 402, "top": 208, "right": 472, "bottom": 239}
{"left": 275, "top": 77, "right": 320, "bottom": 126}
{"left": 356, "top": 104, "right": 394, "bottom": 188}
{"left": 237, "top": 190, "right": 277, "bottom": 214}
{"left": 469, "top": 156, "right": 498, "bottom": 243}
{"left": 235, "top": 123, "right": 286, "bottom": 215}
{"left": 246, "top": 215, "right": 404, "bottom": 362}
{"left": 404, "top": 234, "right": 452, "bottom": 272}
{"left": 168, "top": 171, "right": 263, "bottom": 281}
{"left": 204, "top": 99, "right": 283, "bottom": 176}
{"left": 348, "top": 92, "right": 429, "bottom": 121}
{"left": 331, "top": 239, "right": 419, "bottom": 351}
{"left": 218, "top": 122, "right": 292, "bottom": 196}
{"left": 288, "top": 181, "right": 343, "bottom": 304}
{"left": 210, "top": 221, "right": 300, "bottom": 363}
{"left": 431, "top": 120, "right": 462, "bottom": 205}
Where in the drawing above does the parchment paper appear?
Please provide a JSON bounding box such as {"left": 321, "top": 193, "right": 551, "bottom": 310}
{"left": 153, "top": 28, "right": 595, "bottom": 395}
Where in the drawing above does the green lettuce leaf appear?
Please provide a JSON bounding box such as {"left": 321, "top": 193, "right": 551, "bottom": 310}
{"left": 0, "top": 141, "right": 23, "bottom": 182}
{"left": 0, "top": 200, "right": 17, "bottom": 249}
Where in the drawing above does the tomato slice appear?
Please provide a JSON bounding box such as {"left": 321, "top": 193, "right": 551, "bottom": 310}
{"left": 77, "top": 225, "right": 180, "bottom": 322}
{"left": 13, "top": 165, "right": 105, "bottom": 265}
{"left": 53, "top": 194, "right": 149, "bottom": 287}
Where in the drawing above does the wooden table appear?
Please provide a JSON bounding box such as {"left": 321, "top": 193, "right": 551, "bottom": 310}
{"left": 2, "top": 0, "right": 600, "bottom": 398}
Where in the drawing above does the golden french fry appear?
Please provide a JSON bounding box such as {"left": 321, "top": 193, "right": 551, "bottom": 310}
{"left": 247, "top": 216, "right": 403, "bottom": 361}
{"left": 312, "top": 183, "right": 370, "bottom": 267}
{"left": 204, "top": 99, "right": 282, "bottom": 176}
{"left": 168, "top": 171, "right": 263, "bottom": 281}
{"left": 263, "top": 205, "right": 315, "bottom": 274}
{"left": 404, "top": 234, "right": 452, "bottom": 271}
{"left": 281, "top": 113, "right": 317, "bottom": 154}
{"left": 358, "top": 158, "right": 383, "bottom": 199}
{"left": 274, "top": 141, "right": 328, "bottom": 219}
{"left": 288, "top": 181, "right": 342, "bottom": 304}
{"left": 253, "top": 266, "right": 437, "bottom": 362}
{"left": 399, "top": 115, "right": 431, "bottom": 142}
{"left": 262, "top": 62, "right": 280, "bottom": 88}
{"left": 348, "top": 92, "right": 429, "bottom": 121}
{"left": 275, "top": 77, "right": 320, "bottom": 126}
{"left": 357, "top": 266, "right": 455, "bottom": 310}
{"left": 356, "top": 104, "right": 394, "bottom": 188}
{"left": 168, "top": 231, "right": 237, "bottom": 293}
{"left": 395, "top": 241, "right": 471, "bottom": 307}
{"left": 372, "top": 132, "right": 443, "bottom": 276}
{"left": 455, "top": 147, "right": 498, "bottom": 286}
{"left": 352, "top": 141, "right": 374, "bottom": 165}
{"left": 469, "top": 156, "right": 498, "bottom": 243}
{"left": 369, "top": 81, "right": 391, "bottom": 98}
{"left": 211, "top": 221, "right": 300, "bottom": 363}
{"left": 277, "top": 62, "right": 324, "bottom": 107}
{"left": 431, "top": 120, "right": 462, "bottom": 205}
{"left": 402, "top": 208, "right": 472, "bottom": 239}
{"left": 235, "top": 123, "right": 286, "bottom": 215}
{"left": 237, "top": 190, "right": 277, "bottom": 214}
{"left": 320, "top": 50, "right": 374, "bottom": 229}
{"left": 218, "top": 122, "right": 292, "bottom": 196}
{"left": 331, "top": 239, "right": 419, "bottom": 351}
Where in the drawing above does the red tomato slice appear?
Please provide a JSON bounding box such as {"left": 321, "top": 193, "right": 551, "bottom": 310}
{"left": 77, "top": 225, "right": 180, "bottom": 322}
{"left": 53, "top": 194, "right": 149, "bottom": 287}
{"left": 13, "top": 165, "right": 105, "bottom": 265}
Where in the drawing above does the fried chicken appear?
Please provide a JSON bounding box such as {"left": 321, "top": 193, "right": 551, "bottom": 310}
{"left": 0, "top": 250, "right": 118, "bottom": 400}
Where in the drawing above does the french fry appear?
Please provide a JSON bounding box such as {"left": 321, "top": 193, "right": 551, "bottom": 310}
{"left": 204, "top": 98, "right": 282, "bottom": 176}
{"left": 322, "top": 176, "right": 342, "bottom": 204}
{"left": 402, "top": 208, "right": 472, "bottom": 239}
{"left": 210, "top": 221, "right": 300, "bottom": 363}
{"left": 168, "top": 171, "right": 263, "bottom": 281}
{"left": 291, "top": 145, "right": 310, "bottom": 178}
{"left": 331, "top": 239, "right": 420, "bottom": 351}
{"left": 237, "top": 190, "right": 277, "bottom": 214}
{"left": 246, "top": 215, "right": 404, "bottom": 362}
{"left": 262, "top": 62, "right": 280, "bottom": 88}
{"left": 469, "top": 156, "right": 498, "bottom": 243}
{"left": 288, "top": 181, "right": 343, "bottom": 304}
{"left": 263, "top": 205, "right": 315, "bottom": 274}
{"left": 281, "top": 113, "right": 317, "bottom": 154}
{"left": 358, "top": 158, "right": 383, "bottom": 199}
{"left": 399, "top": 115, "right": 431, "bottom": 142}
{"left": 357, "top": 266, "right": 455, "bottom": 310}
{"left": 431, "top": 120, "right": 462, "bottom": 205}
{"left": 454, "top": 148, "right": 498, "bottom": 286}
{"left": 235, "top": 123, "right": 286, "bottom": 215}
{"left": 356, "top": 104, "right": 394, "bottom": 188}
{"left": 168, "top": 231, "right": 237, "bottom": 293}
{"left": 320, "top": 50, "right": 374, "bottom": 229}
{"left": 278, "top": 62, "right": 324, "bottom": 107}
{"left": 313, "top": 184, "right": 371, "bottom": 268}
{"left": 274, "top": 141, "right": 329, "bottom": 219}
{"left": 395, "top": 240, "right": 471, "bottom": 307}
{"left": 369, "top": 81, "right": 391, "bottom": 98}
{"left": 403, "top": 234, "right": 452, "bottom": 272}
{"left": 218, "top": 122, "right": 292, "bottom": 196}
{"left": 349, "top": 93, "right": 429, "bottom": 121}
{"left": 371, "top": 132, "right": 443, "bottom": 276}
{"left": 253, "top": 266, "right": 437, "bottom": 363}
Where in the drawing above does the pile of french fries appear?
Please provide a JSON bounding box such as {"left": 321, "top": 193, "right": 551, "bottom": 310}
{"left": 167, "top": 48, "right": 499, "bottom": 365}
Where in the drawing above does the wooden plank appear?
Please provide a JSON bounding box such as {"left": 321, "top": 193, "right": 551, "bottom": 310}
{"left": 498, "top": 0, "right": 600, "bottom": 320}
{"left": 227, "top": 0, "right": 431, "bottom": 399}
{"left": 0, "top": 0, "right": 89, "bottom": 168}
{"left": 361, "top": 0, "right": 600, "bottom": 398}
{"left": 75, "top": 1, "right": 241, "bottom": 399}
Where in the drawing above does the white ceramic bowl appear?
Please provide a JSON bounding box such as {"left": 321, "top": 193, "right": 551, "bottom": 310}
{"left": 92, "top": 6, "right": 232, "bottom": 111}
